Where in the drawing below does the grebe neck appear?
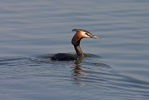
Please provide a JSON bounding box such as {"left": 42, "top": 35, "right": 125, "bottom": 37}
{"left": 74, "top": 45, "right": 83, "bottom": 57}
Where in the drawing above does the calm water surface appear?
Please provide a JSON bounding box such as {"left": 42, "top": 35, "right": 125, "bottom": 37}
{"left": 0, "top": 0, "right": 149, "bottom": 100}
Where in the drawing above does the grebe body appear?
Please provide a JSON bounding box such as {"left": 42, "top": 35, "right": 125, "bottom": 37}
{"left": 51, "top": 29, "right": 100, "bottom": 61}
{"left": 51, "top": 53, "right": 77, "bottom": 61}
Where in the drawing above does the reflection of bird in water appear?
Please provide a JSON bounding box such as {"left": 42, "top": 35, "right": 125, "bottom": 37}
{"left": 72, "top": 59, "right": 88, "bottom": 86}
{"left": 51, "top": 29, "right": 100, "bottom": 61}
{"left": 73, "top": 59, "right": 83, "bottom": 76}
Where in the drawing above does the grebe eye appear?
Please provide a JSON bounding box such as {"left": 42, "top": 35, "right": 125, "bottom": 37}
{"left": 85, "top": 33, "right": 89, "bottom": 36}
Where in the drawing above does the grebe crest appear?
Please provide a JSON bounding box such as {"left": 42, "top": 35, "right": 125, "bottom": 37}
{"left": 51, "top": 29, "right": 100, "bottom": 61}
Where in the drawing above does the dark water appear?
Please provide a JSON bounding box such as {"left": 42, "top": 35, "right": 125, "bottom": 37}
{"left": 0, "top": 0, "right": 149, "bottom": 100}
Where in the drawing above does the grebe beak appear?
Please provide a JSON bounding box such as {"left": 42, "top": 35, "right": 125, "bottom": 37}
{"left": 89, "top": 35, "right": 101, "bottom": 39}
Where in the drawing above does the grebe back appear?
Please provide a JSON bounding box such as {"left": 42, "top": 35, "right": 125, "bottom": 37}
{"left": 51, "top": 29, "right": 100, "bottom": 61}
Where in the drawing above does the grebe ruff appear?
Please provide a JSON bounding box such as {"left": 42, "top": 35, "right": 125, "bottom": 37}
{"left": 51, "top": 29, "right": 100, "bottom": 61}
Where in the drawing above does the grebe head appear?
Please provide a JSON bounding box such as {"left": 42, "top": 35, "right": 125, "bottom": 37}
{"left": 71, "top": 29, "right": 100, "bottom": 46}
{"left": 71, "top": 29, "right": 100, "bottom": 57}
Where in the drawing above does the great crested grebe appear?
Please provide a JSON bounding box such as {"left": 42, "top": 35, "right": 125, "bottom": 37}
{"left": 50, "top": 29, "right": 100, "bottom": 61}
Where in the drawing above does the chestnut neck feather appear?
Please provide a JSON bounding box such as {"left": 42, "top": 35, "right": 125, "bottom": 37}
{"left": 71, "top": 32, "right": 84, "bottom": 57}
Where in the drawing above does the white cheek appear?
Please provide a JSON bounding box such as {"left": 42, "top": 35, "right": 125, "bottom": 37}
{"left": 80, "top": 31, "right": 90, "bottom": 38}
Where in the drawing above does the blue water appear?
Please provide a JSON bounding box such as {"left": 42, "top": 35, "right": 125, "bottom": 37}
{"left": 0, "top": 0, "right": 149, "bottom": 100}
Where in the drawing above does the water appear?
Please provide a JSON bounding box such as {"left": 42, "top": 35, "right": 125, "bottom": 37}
{"left": 0, "top": 0, "right": 149, "bottom": 100}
